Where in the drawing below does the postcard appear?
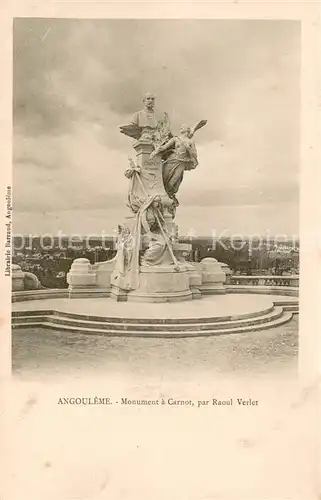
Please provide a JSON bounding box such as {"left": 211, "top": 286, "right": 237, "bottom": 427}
{"left": 1, "top": 2, "right": 320, "bottom": 499}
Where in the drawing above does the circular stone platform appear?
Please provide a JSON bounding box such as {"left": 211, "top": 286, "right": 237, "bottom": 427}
{"left": 12, "top": 294, "right": 297, "bottom": 337}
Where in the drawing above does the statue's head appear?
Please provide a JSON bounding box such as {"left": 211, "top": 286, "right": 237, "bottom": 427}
{"left": 180, "top": 124, "right": 191, "bottom": 137}
{"left": 152, "top": 195, "right": 162, "bottom": 209}
{"left": 117, "top": 225, "right": 130, "bottom": 238}
{"left": 143, "top": 92, "right": 156, "bottom": 111}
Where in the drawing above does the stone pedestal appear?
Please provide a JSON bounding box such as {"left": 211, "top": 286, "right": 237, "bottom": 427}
{"left": 132, "top": 139, "right": 175, "bottom": 231}
{"left": 67, "top": 257, "right": 120, "bottom": 298}
{"left": 67, "top": 258, "right": 100, "bottom": 298}
{"left": 126, "top": 265, "right": 193, "bottom": 302}
{"left": 12, "top": 264, "right": 25, "bottom": 291}
{"left": 198, "top": 257, "right": 226, "bottom": 294}
{"left": 133, "top": 140, "right": 172, "bottom": 204}
{"left": 67, "top": 258, "right": 96, "bottom": 286}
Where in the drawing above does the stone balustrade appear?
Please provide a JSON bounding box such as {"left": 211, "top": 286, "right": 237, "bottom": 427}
{"left": 230, "top": 275, "right": 299, "bottom": 287}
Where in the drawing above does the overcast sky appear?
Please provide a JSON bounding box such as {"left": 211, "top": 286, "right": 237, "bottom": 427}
{"left": 13, "top": 19, "right": 300, "bottom": 237}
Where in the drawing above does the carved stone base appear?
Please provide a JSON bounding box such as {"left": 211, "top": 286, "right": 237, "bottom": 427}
{"left": 66, "top": 256, "right": 227, "bottom": 302}
{"left": 110, "top": 285, "right": 128, "bottom": 302}
{"left": 68, "top": 286, "right": 110, "bottom": 299}
{"left": 126, "top": 265, "right": 193, "bottom": 302}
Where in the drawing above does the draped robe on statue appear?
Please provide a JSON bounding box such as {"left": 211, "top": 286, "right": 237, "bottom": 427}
{"left": 162, "top": 136, "right": 198, "bottom": 201}
{"left": 110, "top": 195, "right": 167, "bottom": 291}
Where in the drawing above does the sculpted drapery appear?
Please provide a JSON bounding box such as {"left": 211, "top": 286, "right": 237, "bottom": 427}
{"left": 111, "top": 195, "right": 168, "bottom": 291}
{"left": 151, "top": 125, "right": 200, "bottom": 209}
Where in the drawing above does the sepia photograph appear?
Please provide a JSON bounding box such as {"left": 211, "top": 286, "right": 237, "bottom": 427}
{"left": 11, "top": 18, "right": 301, "bottom": 380}
{"left": 2, "top": 5, "right": 320, "bottom": 499}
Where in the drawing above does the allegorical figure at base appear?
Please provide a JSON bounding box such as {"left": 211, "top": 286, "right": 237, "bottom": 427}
{"left": 111, "top": 194, "right": 179, "bottom": 291}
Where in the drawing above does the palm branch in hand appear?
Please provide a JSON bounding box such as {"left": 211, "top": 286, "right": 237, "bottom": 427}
{"left": 190, "top": 120, "right": 207, "bottom": 137}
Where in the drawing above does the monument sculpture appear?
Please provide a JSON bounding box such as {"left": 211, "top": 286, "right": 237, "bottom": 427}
{"left": 110, "top": 93, "right": 206, "bottom": 299}
{"left": 67, "top": 94, "right": 226, "bottom": 301}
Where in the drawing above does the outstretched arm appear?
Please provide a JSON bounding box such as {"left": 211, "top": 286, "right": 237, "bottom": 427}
{"left": 150, "top": 137, "right": 176, "bottom": 158}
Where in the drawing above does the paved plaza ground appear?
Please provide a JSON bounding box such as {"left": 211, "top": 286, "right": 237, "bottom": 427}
{"left": 12, "top": 316, "right": 298, "bottom": 380}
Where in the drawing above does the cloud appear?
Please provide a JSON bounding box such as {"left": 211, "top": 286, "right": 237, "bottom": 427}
{"left": 13, "top": 126, "right": 129, "bottom": 212}
{"left": 13, "top": 19, "right": 300, "bottom": 233}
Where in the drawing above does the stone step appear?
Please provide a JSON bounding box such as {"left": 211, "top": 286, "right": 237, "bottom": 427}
{"left": 12, "top": 309, "right": 53, "bottom": 317}
{"left": 12, "top": 307, "right": 282, "bottom": 331}
{"left": 12, "top": 310, "right": 293, "bottom": 337}
{"left": 273, "top": 300, "right": 298, "bottom": 307}
{"left": 27, "top": 307, "right": 284, "bottom": 332}
{"left": 282, "top": 305, "right": 299, "bottom": 312}
{"left": 11, "top": 305, "right": 275, "bottom": 324}
{"left": 12, "top": 320, "right": 51, "bottom": 329}
{"left": 12, "top": 315, "right": 50, "bottom": 324}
